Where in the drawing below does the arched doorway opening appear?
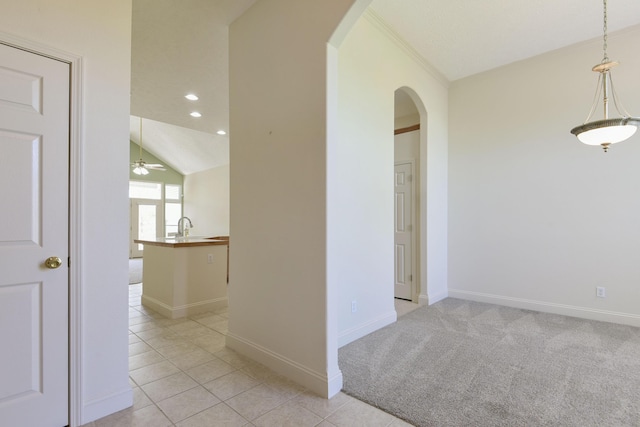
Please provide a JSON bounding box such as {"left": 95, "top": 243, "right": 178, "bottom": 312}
{"left": 393, "top": 87, "right": 423, "bottom": 314}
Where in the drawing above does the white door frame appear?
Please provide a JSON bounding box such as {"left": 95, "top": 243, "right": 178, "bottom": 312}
{"left": 0, "top": 32, "right": 84, "bottom": 427}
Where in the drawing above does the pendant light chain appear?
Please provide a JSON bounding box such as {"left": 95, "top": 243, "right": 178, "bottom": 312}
{"left": 602, "top": 0, "right": 609, "bottom": 63}
{"left": 601, "top": 0, "right": 632, "bottom": 119}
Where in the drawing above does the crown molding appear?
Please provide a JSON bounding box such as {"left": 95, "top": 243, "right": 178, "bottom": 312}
{"left": 363, "top": 8, "right": 450, "bottom": 88}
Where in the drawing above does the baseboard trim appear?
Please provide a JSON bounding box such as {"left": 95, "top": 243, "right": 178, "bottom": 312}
{"left": 449, "top": 289, "right": 640, "bottom": 327}
{"left": 418, "top": 294, "right": 429, "bottom": 305}
{"left": 225, "top": 333, "right": 342, "bottom": 398}
{"left": 81, "top": 387, "right": 132, "bottom": 425}
{"left": 337, "top": 310, "right": 397, "bottom": 348}
{"left": 141, "top": 295, "right": 227, "bottom": 319}
{"left": 424, "top": 289, "right": 448, "bottom": 305}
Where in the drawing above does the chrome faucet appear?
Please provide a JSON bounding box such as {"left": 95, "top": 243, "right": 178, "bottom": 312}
{"left": 177, "top": 216, "right": 193, "bottom": 237}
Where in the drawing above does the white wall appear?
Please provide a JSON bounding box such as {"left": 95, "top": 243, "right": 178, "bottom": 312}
{"left": 395, "top": 113, "right": 420, "bottom": 129}
{"left": 227, "top": 0, "right": 364, "bottom": 398}
{"left": 333, "top": 11, "right": 449, "bottom": 347}
{"left": 395, "top": 129, "right": 420, "bottom": 162}
{"left": 0, "top": 1, "right": 132, "bottom": 424}
{"left": 183, "top": 164, "right": 230, "bottom": 237}
{"left": 449, "top": 26, "right": 640, "bottom": 325}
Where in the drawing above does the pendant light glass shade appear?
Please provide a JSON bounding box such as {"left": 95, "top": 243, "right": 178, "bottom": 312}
{"left": 572, "top": 118, "right": 640, "bottom": 145}
{"left": 571, "top": 0, "right": 640, "bottom": 152}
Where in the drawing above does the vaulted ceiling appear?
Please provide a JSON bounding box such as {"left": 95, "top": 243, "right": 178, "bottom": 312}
{"left": 130, "top": 0, "right": 640, "bottom": 175}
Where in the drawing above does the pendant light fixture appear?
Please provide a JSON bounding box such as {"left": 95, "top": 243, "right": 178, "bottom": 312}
{"left": 570, "top": 0, "right": 640, "bottom": 152}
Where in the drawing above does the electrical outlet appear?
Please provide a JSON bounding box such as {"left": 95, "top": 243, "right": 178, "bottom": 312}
{"left": 207, "top": 254, "right": 213, "bottom": 264}
{"left": 596, "top": 286, "right": 606, "bottom": 298}
{"left": 351, "top": 300, "right": 357, "bottom": 313}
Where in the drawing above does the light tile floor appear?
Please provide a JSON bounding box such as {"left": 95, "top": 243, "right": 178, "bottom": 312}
{"left": 83, "top": 284, "right": 415, "bottom": 427}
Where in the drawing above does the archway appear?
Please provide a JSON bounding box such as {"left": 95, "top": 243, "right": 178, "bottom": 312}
{"left": 393, "top": 87, "right": 427, "bottom": 312}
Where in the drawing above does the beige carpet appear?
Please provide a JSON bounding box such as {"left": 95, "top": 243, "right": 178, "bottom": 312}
{"left": 339, "top": 298, "right": 640, "bottom": 426}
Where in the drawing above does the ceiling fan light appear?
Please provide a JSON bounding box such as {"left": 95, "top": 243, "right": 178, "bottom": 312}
{"left": 571, "top": 119, "right": 639, "bottom": 145}
{"left": 133, "top": 166, "right": 149, "bottom": 175}
{"left": 132, "top": 117, "right": 165, "bottom": 174}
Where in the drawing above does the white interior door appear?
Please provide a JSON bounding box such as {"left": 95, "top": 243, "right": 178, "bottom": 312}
{"left": 394, "top": 162, "right": 413, "bottom": 300}
{"left": 130, "top": 199, "right": 162, "bottom": 258}
{"left": 0, "top": 43, "right": 69, "bottom": 426}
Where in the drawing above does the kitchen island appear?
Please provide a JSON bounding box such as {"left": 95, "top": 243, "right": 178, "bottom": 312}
{"left": 134, "top": 236, "right": 229, "bottom": 319}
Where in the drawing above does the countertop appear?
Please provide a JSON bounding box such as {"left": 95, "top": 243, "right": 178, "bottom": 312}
{"left": 134, "top": 236, "right": 229, "bottom": 248}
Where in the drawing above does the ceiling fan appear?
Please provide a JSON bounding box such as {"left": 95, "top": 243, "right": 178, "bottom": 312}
{"left": 132, "top": 117, "right": 166, "bottom": 175}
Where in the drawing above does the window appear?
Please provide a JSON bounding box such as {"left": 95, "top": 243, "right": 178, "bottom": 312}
{"left": 129, "top": 181, "right": 183, "bottom": 240}
{"left": 165, "top": 184, "right": 181, "bottom": 200}
{"left": 129, "top": 181, "right": 162, "bottom": 200}
{"left": 165, "top": 184, "right": 182, "bottom": 237}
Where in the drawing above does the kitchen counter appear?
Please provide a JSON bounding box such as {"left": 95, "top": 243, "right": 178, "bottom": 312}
{"left": 134, "top": 236, "right": 229, "bottom": 319}
{"left": 134, "top": 236, "right": 229, "bottom": 248}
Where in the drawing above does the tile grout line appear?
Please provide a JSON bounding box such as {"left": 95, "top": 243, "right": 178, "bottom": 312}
{"left": 127, "top": 285, "right": 310, "bottom": 425}
{"left": 99, "top": 283, "right": 408, "bottom": 427}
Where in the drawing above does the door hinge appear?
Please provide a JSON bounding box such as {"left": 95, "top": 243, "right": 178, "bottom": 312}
{"left": 409, "top": 274, "right": 412, "bottom": 281}
{"left": 68, "top": 257, "right": 71, "bottom": 267}
{"left": 407, "top": 224, "right": 412, "bottom": 232}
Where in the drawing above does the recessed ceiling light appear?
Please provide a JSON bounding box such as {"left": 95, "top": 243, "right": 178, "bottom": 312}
{"left": 185, "top": 94, "right": 198, "bottom": 101}
{"left": 217, "top": 130, "right": 227, "bottom": 135}
{"left": 190, "top": 112, "right": 202, "bottom": 118}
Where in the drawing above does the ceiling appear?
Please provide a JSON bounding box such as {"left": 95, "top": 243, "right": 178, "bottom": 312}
{"left": 131, "top": 0, "right": 640, "bottom": 175}
{"left": 130, "top": 115, "right": 228, "bottom": 175}
{"left": 371, "top": 0, "right": 640, "bottom": 82}
{"left": 130, "top": 0, "right": 256, "bottom": 174}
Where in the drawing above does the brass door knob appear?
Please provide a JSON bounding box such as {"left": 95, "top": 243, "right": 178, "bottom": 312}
{"left": 45, "top": 256, "right": 62, "bottom": 269}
